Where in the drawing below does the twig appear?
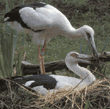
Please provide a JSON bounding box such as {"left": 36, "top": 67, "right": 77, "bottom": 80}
{"left": 49, "top": 102, "right": 61, "bottom": 109}
{"left": 49, "top": 76, "right": 89, "bottom": 108}
{"left": 99, "top": 61, "right": 110, "bottom": 68}
{"left": 3, "top": 78, "right": 38, "bottom": 96}
{"left": 21, "top": 51, "right": 110, "bottom": 75}
{"left": 65, "top": 74, "right": 89, "bottom": 96}
{"left": 92, "top": 69, "right": 110, "bottom": 80}
{"left": 0, "top": 100, "right": 10, "bottom": 109}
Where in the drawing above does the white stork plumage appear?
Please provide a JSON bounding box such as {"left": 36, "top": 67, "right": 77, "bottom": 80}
{"left": 0, "top": 51, "right": 96, "bottom": 95}
{"left": 4, "top": 2, "right": 98, "bottom": 74}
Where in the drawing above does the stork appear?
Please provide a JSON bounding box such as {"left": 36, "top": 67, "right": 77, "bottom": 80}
{"left": 0, "top": 51, "right": 96, "bottom": 95}
{"left": 4, "top": 2, "right": 98, "bottom": 74}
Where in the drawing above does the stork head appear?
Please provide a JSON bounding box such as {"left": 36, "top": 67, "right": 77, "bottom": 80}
{"left": 65, "top": 51, "right": 83, "bottom": 70}
{"left": 65, "top": 51, "right": 91, "bottom": 65}
{"left": 81, "top": 25, "right": 99, "bottom": 61}
{"left": 65, "top": 51, "right": 79, "bottom": 67}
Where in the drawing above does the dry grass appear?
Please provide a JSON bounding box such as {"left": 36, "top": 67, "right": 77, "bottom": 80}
{"left": 0, "top": 75, "right": 110, "bottom": 109}
{"left": 20, "top": 78, "right": 110, "bottom": 109}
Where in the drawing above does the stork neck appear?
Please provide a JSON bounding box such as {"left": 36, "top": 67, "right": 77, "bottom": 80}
{"left": 63, "top": 27, "right": 84, "bottom": 39}
{"left": 69, "top": 63, "right": 96, "bottom": 85}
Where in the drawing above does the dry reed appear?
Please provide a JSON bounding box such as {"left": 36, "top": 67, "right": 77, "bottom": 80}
{"left": 22, "top": 78, "right": 110, "bottom": 109}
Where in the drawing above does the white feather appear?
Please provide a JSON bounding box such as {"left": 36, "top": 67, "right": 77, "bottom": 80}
{"left": 33, "top": 33, "right": 44, "bottom": 45}
{"left": 19, "top": 6, "right": 52, "bottom": 30}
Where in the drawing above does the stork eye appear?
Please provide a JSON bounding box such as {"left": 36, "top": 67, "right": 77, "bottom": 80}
{"left": 71, "top": 53, "right": 78, "bottom": 58}
{"left": 86, "top": 33, "right": 91, "bottom": 39}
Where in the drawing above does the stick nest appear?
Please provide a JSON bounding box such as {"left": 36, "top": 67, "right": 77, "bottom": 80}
{"left": 0, "top": 78, "right": 110, "bottom": 109}
{"left": 24, "top": 78, "right": 110, "bottom": 109}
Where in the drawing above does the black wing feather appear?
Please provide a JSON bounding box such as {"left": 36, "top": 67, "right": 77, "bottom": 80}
{"left": 14, "top": 74, "right": 57, "bottom": 90}
{"left": 4, "top": 2, "right": 47, "bottom": 32}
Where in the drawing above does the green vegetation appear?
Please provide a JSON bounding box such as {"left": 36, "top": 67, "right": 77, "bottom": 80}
{"left": 0, "top": 0, "right": 110, "bottom": 108}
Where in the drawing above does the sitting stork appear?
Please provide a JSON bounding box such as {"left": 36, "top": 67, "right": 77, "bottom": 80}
{"left": 0, "top": 51, "right": 96, "bottom": 95}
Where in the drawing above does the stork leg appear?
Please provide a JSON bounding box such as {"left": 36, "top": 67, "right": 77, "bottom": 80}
{"left": 41, "top": 41, "right": 47, "bottom": 74}
{"left": 41, "top": 41, "right": 47, "bottom": 53}
{"left": 38, "top": 45, "right": 44, "bottom": 74}
{"left": 38, "top": 42, "right": 46, "bottom": 74}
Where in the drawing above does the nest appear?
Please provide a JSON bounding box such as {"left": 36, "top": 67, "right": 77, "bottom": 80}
{"left": 22, "top": 78, "right": 110, "bottom": 109}
{"left": 0, "top": 78, "right": 110, "bottom": 109}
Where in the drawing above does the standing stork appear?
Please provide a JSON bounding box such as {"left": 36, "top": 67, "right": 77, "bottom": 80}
{"left": 0, "top": 51, "right": 96, "bottom": 95}
{"left": 4, "top": 2, "right": 98, "bottom": 74}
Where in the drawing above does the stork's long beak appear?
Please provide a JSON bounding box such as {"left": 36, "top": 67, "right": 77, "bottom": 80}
{"left": 88, "top": 36, "right": 99, "bottom": 62}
